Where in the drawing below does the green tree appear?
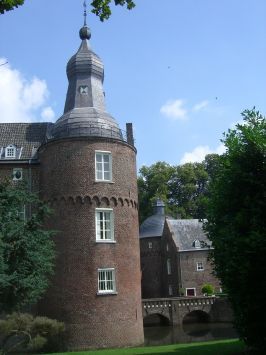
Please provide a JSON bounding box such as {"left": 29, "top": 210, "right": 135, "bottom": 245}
{"left": 0, "top": 0, "right": 136, "bottom": 19}
{"left": 0, "top": 0, "right": 24, "bottom": 14}
{"left": 91, "top": 0, "right": 135, "bottom": 21}
{"left": 138, "top": 161, "right": 175, "bottom": 223}
{"left": 205, "top": 108, "right": 266, "bottom": 351}
{"left": 0, "top": 181, "right": 55, "bottom": 312}
{"left": 138, "top": 157, "right": 218, "bottom": 223}
{"left": 168, "top": 162, "right": 209, "bottom": 219}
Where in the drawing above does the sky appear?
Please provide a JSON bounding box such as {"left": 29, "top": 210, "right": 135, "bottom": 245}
{"left": 0, "top": 0, "right": 265, "bottom": 169}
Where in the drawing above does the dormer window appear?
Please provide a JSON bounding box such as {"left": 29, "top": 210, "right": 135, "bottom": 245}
{"left": 5, "top": 145, "right": 16, "bottom": 159}
{"left": 193, "top": 239, "right": 201, "bottom": 248}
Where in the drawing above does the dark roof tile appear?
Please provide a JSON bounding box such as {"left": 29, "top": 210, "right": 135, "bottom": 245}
{"left": 0, "top": 123, "right": 53, "bottom": 160}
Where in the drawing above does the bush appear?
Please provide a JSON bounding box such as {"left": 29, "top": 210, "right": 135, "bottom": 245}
{"left": 201, "top": 284, "right": 214, "bottom": 296}
{"left": 0, "top": 313, "right": 65, "bottom": 354}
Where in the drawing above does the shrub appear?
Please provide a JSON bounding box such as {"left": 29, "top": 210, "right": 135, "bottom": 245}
{"left": 202, "top": 284, "right": 214, "bottom": 296}
{"left": 0, "top": 313, "right": 65, "bottom": 354}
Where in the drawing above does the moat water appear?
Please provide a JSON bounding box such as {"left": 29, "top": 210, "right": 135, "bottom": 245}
{"left": 144, "top": 322, "right": 238, "bottom": 346}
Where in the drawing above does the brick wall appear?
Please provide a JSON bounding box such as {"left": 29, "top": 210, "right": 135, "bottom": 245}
{"left": 179, "top": 250, "right": 220, "bottom": 296}
{"left": 38, "top": 137, "right": 144, "bottom": 350}
{"left": 0, "top": 164, "right": 40, "bottom": 193}
{"left": 140, "top": 237, "right": 163, "bottom": 298}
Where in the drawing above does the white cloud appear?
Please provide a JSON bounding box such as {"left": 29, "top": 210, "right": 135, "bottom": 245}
{"left": 160, "top": 99, "right": 188, "bottom": 120}
{"left": 193, "top": 100, "right": 209, "bottom": 112}
{"left": 180, "top": 144, "right": 226, "bottom": 164}
{"left": 41, "top": 106, "right": 55, "bottom": 121}
{"left": 0, "top": 58, "right": 54, "bottom": 123}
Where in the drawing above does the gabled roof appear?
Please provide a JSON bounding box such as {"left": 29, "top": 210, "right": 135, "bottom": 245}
{"left": 0, "top": 123, "right": 53, "bottom": 160}
{"left": 166, "top": 218, "right": 212, "bottom": 251}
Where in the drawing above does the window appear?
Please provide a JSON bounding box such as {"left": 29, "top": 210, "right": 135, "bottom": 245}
{"left": 168, "top": 285, "right": 173, "bottom": 296}
{"left": 167, "top": 258, "right": 171, "bottom": 275}
{"left": 197, "top": 262, "right": 204, "bottom": 271}
{"left": 95, "top": 208, "right": 114, "bottom": 242}
{"left": 13, "top": 168, "right": 23, "bottom": 181}
{"left": 186, "top": 288, "right": 196, "bottom": 296}
{"left": 98, "top": 268, "right": 116, "bottom": 294}
{"left": 193, "top": 239, "right": 201, "bottom": 248}
{"left": 166, "top": 243, "right": 169, "bottom": 252}
{"left": 95, "top": 151, "right": 112, "bottom": 181}
{"left": 5, "top": 145, "right": 16, "bottom": 159}
{"left": 148, "top": 242, "right": 152, "bottom": 249}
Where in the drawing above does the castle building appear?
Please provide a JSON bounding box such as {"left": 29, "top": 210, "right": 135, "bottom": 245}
{"left": 140, "top": 200, "right": 220, "bottom": 299}
{"left": 0, "top": 19, "right": 144, "bottom": 350}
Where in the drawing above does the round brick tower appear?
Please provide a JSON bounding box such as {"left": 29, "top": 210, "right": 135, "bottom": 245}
{"left": 38, "top": 21, "right": 144, "bottom": 350}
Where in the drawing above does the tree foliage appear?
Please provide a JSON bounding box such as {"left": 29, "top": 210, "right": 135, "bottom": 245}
{"left": 0, "top": 0, "right": 136, "bottom": 19}
{"left": 0, "top": 0, "right": 24, "bottom": 14}
{"left": 91, "top": 0, "right": 135, "bottom": 21}
{"left": 0, "top": 182, "right": 55, "bottom": 312}
{"left": 138, "top": 156, "right": 218, "bottom": 223}
{"left": 138, "top": 161, "right": 175, "bottom": 222}
{"left": 204, "top": 108, "right": 266, "bottom": 351}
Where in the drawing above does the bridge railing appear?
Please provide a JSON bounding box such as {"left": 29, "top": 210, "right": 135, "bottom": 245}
{"left": 143, "top": 296, "right": 215, "bottom": 310}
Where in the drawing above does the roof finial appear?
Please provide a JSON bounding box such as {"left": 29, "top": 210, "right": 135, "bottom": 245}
{"left": 79, "top": 1, "right": 91, "bottom": 40}
{"left": 83, "top": 1, "right": 87, "bottom": 26}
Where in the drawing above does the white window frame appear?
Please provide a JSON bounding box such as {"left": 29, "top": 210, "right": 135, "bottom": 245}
{"left": 5, "top": 145, "right": 16, "bottom": 159}
{"left": 95, "top": 208, "right": 114, "bottom": 242}
{"left": 193, "top": 239, "right": 201, "bottom": 248}
{"left": 166, "top": 243, "right": 169, "bottom": 252}
{"left": 196, "top": 262, "right": 204, "bottom": 271}
{"left": 186, "top": 288, "right": 196, "bottom": 297}
{"left": 168, "top": 284, "right": 173, "bottom": 296}
{"left": 97, "top": 268, "right": 116, "bottom": 294}
{"left": 167, "top": 258, "right": 171, "bottom": 275}
{"left": 13, "top": 168, "right": 23, "bottom": 181}
{"left": 95, "top": 151, "right": 112, "bottom": 182}
{"left": 148, "top": 242, "right": 152, "bottom": 249}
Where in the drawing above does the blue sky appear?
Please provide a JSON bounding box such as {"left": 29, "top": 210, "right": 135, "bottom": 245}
{"left": 0, "top": 0, "right": 265, "bottom": 169}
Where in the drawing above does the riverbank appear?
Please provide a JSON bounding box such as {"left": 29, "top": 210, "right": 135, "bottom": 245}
{"left": 49, "top": 338, "right": 245, "bottom": 355}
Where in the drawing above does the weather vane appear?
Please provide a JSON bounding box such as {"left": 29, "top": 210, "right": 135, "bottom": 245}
{"left": 83, "top": 1, "right": 87, "bottom": 26}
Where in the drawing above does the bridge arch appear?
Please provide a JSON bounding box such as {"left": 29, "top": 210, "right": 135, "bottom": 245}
{"left": 182, "top": 310, "right": 211, "bottom": 337}
{"left": 143, "top": 313, "right": 170, "bottom": 326}
{"left": 183, "top": 310, "right": 210, "bottom": 324}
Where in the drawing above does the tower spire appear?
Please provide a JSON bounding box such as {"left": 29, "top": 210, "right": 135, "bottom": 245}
{"left": 83, "top": 1, "right": 87, "bottom": 26}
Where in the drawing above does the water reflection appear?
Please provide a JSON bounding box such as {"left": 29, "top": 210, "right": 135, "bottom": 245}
{"left": 144, "top": 323, "right": 238, "bottom": 346}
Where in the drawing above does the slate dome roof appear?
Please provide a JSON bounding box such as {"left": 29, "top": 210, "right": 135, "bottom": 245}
{"left": 51, "top": 25, "right": 121, "bottom": 140}
{"left": 139, "top": 199, "right": 166, "bottom": 239}
{"left": 66, "top": 34, "right": 104, "bottom": 80}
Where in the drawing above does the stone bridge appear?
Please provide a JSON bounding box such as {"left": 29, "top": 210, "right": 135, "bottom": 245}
{"left": 142, "top": 297, "right": 233, "bottom": 325}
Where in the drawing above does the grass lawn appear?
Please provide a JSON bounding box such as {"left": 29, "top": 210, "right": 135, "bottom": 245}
{"left": 49, "top": 338, "right": 245, "bottom": 355}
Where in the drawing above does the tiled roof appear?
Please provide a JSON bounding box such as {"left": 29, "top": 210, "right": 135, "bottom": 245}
{"left": 0, "top": 123, "right": 53, "bottom": 160}
{"left": 139, "top": 213, "right": 166, "bottom": 238}
{"left": 166, "top": 218, "right": 212, "bottom": 251}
